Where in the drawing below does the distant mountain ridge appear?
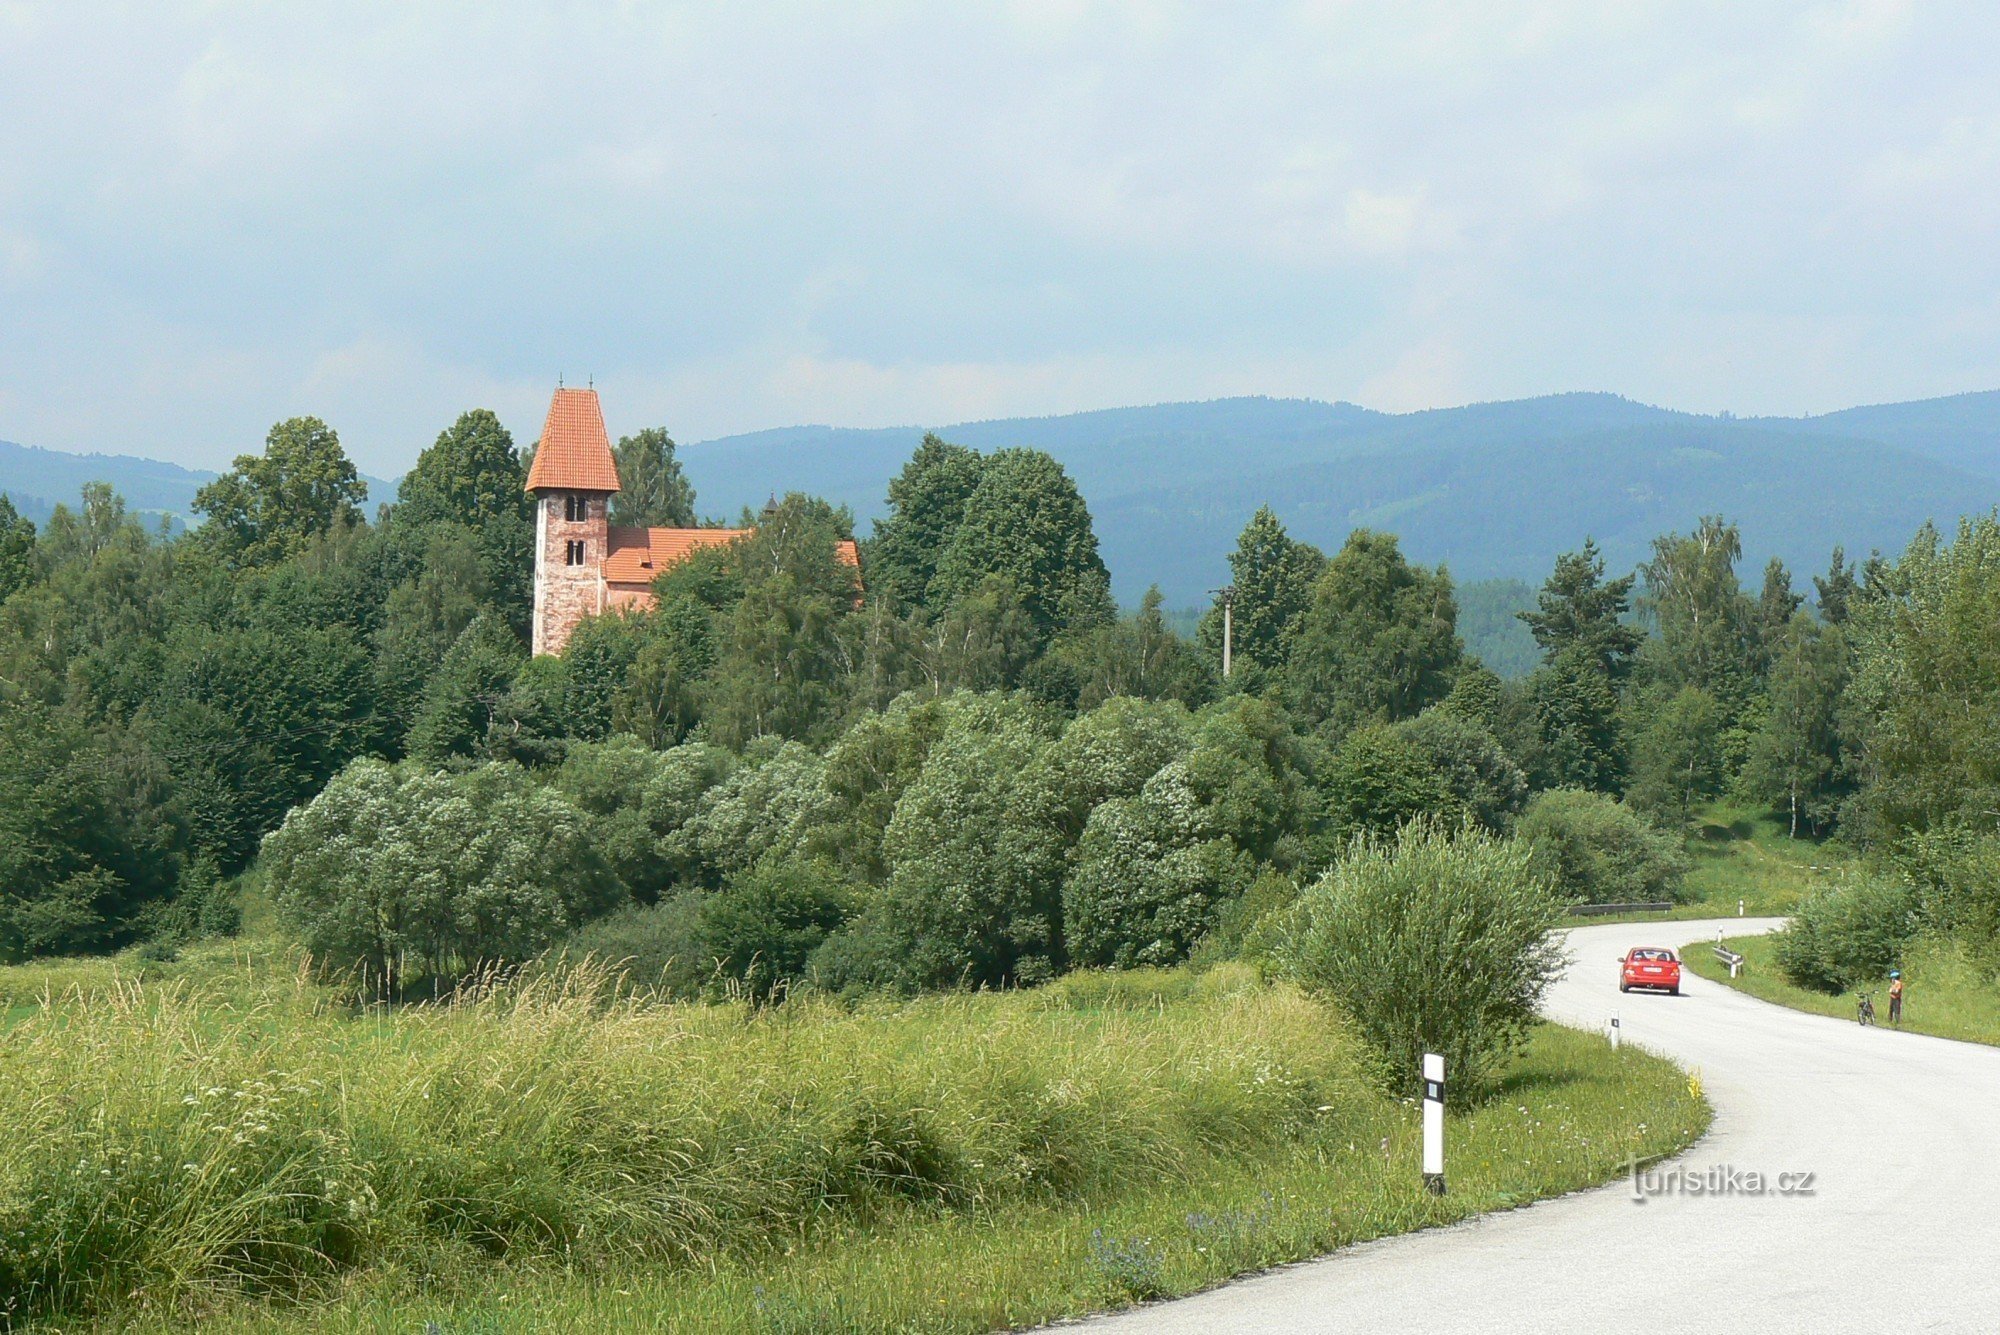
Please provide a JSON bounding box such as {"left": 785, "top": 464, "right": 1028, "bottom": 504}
{"left": 5, "top": 390, "right": 1998, "bottom": 613}
{"left": 678, "top": 389, "right": 2000, "bottom": 604}
{"left": 0, "top": 438, "right": 390, "bottom": 531}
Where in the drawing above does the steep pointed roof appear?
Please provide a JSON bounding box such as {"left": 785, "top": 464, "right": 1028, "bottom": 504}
{"left": 524, "top": 387, "right": 622, "bottom": 493}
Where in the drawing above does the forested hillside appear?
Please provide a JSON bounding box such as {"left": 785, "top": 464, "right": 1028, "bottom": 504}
{"left": 9, "top": 388, "right": 2000, "bottom": 608}
{"left": 6, "top": 390, "right": 1998, "bottom": 999}
{"left": 679, "top": 389, "right": 2000, "bottom": 603}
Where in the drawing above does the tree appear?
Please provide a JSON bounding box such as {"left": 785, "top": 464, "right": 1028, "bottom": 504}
{"left": 931, "top": 448, "right": 1114, "bottom": 639}
{"left": 265, "top": 759, "right": 623, "bottom": 989}
{"left": 1841, "top": 516, "right": 2000, "bottom": 842}
{"left": 1518, "top": 539, "right": 1642, "bottom": 677}
{"left": 1627, "top": 686, "right": 1726, "bottom": 823}
{"left": 391, "top": 410, "right": 534, "bottom": 631}
{"left": 1317, "top": 723, "right": 1457, "bottom": 841}
{"left": 1523, "top": 645, "right": 1627, "bottom": 792}
{"left": 868, "top": 433, "right": 986, "bottom": 613}
{"left": 1517, "top": 789, "right": 1688, "bottom": 905}
{"left": 1813, "top": 546, "right": 1860, "bottom": 627}
{"left": 610, "top": 427, "right": 697, "bottom": 528}
{"left": 0, "top": 493, "right": 37, "bottom": 603}
{"left": 1197, "top": 506, "right": 1326, "bottom": 680}
{"left": 1742, "top": 613, "right": 1850, "bottom": 837}
{"left": 194, "top": 417, "right": 367, "bottom": 565}
{"left": 1050, "top": 587, "right": 1214, "bottom": 710}
{"left": 373, "top": 525, "right": 494, "bottom": 745}
{"left": 1393, "top": 708, "right": 1528, "bottom": 832}
{"left": 1063, "top": 762, "right": 1257, "bottom": 969}
{"left": 1638, "top": 516, "right": 1755, "bottom": 708}
{"left": 394, "top": 409, "right": 528, "bottom": 531}
{"left": 0, "top": 702, "right": 184, "bottom": 960}
{"left": 406, "top": 614, "right": 526, "bottom": 765}
{"left": 1284, "top": 529, "right": 1462, "bottom": 735}
{"left": 876, "top": 695, "right": 1063, "bottom": 987}
{"left": 696, "top": 859, "right": 857, "bottom": 1002}
{"left": 704, "top": 495, "right": 860, "bottom": 746}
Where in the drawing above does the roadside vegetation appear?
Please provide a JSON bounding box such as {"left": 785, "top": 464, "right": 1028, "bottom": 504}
{"left": 1686, "top": 933, "right": 2000, "bottom": 1048}
{"left": 1, "top": 951, "right": 1703, "bottom": 1333}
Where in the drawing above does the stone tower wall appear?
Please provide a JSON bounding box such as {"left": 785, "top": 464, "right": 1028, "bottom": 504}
{"left": 531, "top": 490, "right": 609, "bottom": 656}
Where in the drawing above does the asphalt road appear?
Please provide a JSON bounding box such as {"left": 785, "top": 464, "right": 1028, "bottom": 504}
{"left": 1078, "top": 917, "right": 2000, "bottom": 1333}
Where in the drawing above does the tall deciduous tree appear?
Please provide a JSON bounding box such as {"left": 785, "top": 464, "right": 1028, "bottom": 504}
{"left": 1197, "top": 506, "right": 1326, "bottom": 681}
{"left": 195, "top": 417, "right": 367, "bottom": 565}
{"left": 0, "top": 494, "right": 35, "bottom": 604}
{"left": 610, "top": 427, "right": 698, "bottom": 528}
{"left": 1742, "top": 613, "right": 1850, "bottom": 837}
{"left": 1284, "top": 529, "right": 1462, "bottom": 736}
{"left": 931, "top": 448, "right": 1114, "bottom": 639}
{"left": 1627, "top": 685, "right": 1726, "bottom": 823}
{"left": 869, "top": 433, "right": 987, "bottom": 613}
{"left": 1638, "top": 516, "right": 1756, "bottom": 709}
{"left": 395, "top": 409, "right": 528, "bottom": 531}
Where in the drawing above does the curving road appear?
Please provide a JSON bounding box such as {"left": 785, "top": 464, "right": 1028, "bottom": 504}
{"left": 1079, "top": 918, "right": 2000, "bottom": 1333}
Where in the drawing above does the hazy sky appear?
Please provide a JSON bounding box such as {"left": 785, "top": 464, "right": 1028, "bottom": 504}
{"left": 2, "top": 1, "right": 1996, "bottom": 476}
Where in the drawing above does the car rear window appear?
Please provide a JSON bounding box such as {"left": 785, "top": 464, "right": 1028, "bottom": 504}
{"left": 1632, "top": 948, "right": 1677, "bottom": 961}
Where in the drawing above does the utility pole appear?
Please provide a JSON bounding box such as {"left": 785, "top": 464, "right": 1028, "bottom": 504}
{"left": 1212, "top": 585, "right": 1237, "bottom": 678}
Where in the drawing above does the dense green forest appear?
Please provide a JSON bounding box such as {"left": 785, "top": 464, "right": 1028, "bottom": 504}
{"left": 2, "top": 404, "right": 1995, "bottom": 1001}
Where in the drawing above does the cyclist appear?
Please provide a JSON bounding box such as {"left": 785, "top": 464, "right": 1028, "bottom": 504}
{"left": 1888, "top": 971, "right": 1905, "bottom": 1027}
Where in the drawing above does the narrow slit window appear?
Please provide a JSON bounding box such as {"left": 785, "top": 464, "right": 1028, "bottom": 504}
{"left": 565, "top": 539, "right": 586, "bottom": 566}
{"left": 564, "top": 495, "right": 588, "bottom": 522}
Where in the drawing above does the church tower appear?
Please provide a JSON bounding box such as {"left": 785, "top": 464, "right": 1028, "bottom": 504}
{"left": 525, "top": 386, "right": 621, "bottom": 656}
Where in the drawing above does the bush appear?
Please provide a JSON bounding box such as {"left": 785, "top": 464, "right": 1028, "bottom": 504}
{"left": 554, "top": 890, "right": 711, "bottom": 998}
{"left": 1516, "top": 789, "right": 1689, "bottom": 905}
{"left": 695, "top": 858, "right": 859, "bottom": 1002}
{"left": 1393, "top": 708, "right": 1528, "bottom": 831}
{"left": 1774, "top": 875, "right": 1922, "bottom": 993}
{"left": 1271, "top": 823, "right": 1564, "bottom": 1095}
{"left": 265, "top": 759, "right": 625, "bottom": 989}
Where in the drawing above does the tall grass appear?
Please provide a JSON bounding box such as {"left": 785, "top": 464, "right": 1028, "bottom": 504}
{"left": 0, "top": 961, "right": 1368, "bottom": 1327}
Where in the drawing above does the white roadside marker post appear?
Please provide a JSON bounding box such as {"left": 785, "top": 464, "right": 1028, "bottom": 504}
{"left": 1739, "top": 898, "right": 1745, "bottom": 917}
{"left": 1610, "top": 1011, "right": 1621, "bottom": 1050}
{"left": 1422, "top": 1052, "right": 1446, "bottom": 1196}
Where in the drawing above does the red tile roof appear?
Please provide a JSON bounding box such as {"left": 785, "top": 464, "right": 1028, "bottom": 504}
{"left": 603, "top": 526, "right": 751, "bottom": 584}
{"left": 524, "top": 387, "right": 622, "bottom": 493}
{"left": 602, "top": 528, "right": 863, "bottom": 586}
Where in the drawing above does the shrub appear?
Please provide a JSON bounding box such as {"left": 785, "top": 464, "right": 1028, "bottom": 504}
{"left": 1271, "top": 822, "right": 1564, "bottom": 1095}
{"left": 1393, "top": 708, "right": 1528, "bottom": 831}
{"left": 1774, "top": 875, "right": 1922, "bottom": 993}
{"left": 1063, "top": 763, "right": 1257, "bottom": 969}
{"left": 265, "top": 759, "right": 625, "bottom": 989}
{"left": 1516, "top": 788, "right": 1689, "bottom": 905}
{"left": 695, "top": 859, "right": 860, "bottom": 1002}
{"left": 554, "top": 890, "right": 710, "bottom": 998}
{"left": 1316, "top": 723, "right": 1455, "bottom": 841}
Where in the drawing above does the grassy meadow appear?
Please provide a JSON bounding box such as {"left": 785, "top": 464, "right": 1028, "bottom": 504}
{"left": 1685, "top": 932, "right": 2000, "bottom": 1048}
{"left": 0, "top": 945, "right": 1706, "bottom": 1333}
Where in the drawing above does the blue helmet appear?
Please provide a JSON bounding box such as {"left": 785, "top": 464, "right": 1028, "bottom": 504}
{"left": 1889, "top": 970, "right": 1901, "bottom": 979}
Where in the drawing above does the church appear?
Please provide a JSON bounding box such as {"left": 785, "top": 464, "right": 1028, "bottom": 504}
{"left": 525, "top": 386, "right": 860, "bottom": 655}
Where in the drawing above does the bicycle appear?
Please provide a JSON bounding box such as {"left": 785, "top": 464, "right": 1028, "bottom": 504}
{"left": 1857, "top": 992, "right": 1876, "bottom": 1026}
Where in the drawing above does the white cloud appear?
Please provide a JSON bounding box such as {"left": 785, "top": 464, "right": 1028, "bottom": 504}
{"left": 0, "top": 0, "right": 1995, "bottom": 469}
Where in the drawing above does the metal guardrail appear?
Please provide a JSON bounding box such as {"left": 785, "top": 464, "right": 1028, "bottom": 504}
{"left": 1713, "top": 944, "right": 1745, "bottom": 978}
{"left": 1566, "top": 901, "right": 1675, "bottom": 917}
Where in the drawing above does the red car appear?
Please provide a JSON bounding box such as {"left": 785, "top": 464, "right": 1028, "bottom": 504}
{"left": 1619, "top": 947, "right": 1682, "bottom": 995}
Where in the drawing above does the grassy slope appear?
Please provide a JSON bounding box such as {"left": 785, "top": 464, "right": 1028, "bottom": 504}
{"left": 1684, "top": 934, "right": 2000, "bottom": 1049}
{"left": 0, "top": 941, "right": 1706, "bottom": 1334}
{"left": 114, "top": 1026, "right": 1702, "bottom": 1335}
{"left": 1573, "top": 803, "right": 1844, "bottom": 926}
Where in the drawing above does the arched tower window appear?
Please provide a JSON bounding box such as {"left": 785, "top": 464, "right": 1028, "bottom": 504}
{"left": 564, "top": 494, "right": 589, "bottom": 523}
